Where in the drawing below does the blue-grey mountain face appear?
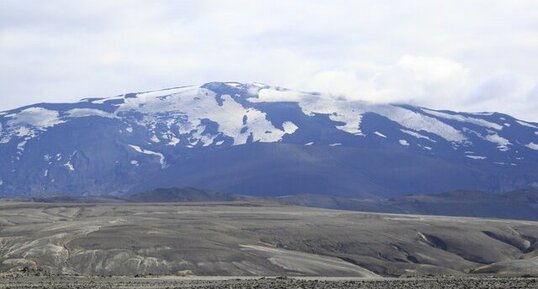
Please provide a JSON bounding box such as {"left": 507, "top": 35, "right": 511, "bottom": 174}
{"left": 1, "top": 82, "right": 537, "bottom": 197}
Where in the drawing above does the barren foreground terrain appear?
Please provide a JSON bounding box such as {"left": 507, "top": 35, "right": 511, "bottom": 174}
{"left": 0, "top": 201, "right": 537, "bottom": 279}
{"left": 0, "top": 276, "right": 537, "bottom": 289}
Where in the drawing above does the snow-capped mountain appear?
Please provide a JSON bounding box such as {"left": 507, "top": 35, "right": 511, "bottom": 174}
{"left": 1, "top": 82, "right": 537, "bottom": 197}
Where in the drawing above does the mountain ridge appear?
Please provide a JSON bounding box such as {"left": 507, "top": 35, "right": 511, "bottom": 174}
{"left": 5, "top": 186, "right": 538, "bottom": 221}
{"left": 277, "top": 187, "right": 538, "bottom": 220}
{"left": 1, "top": 81, "right": 537, "bottom": 197}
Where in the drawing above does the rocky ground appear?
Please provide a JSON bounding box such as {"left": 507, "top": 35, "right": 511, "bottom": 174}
{"left": 0, "top": 276, "right": 536, "bottom": 289}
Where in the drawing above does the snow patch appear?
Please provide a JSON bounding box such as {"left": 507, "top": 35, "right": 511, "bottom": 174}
{"left": 400, "top": 129, "right": 436, "bottom": 142}
{"left": 484, "top": 133, "right": 511, "bottom": 151}
{"left": 16, "top": 140, "right": 27, "bottom": 154}
{"left": 7, "top": 107, "right": 64, "bottom": 129}
{"left": 128, "top": 145, "right": 166, "bottom": 168}
{"left": 63, "top": 152, "right": 77, "bottom": 171}
{"left": 526, "top": 143, "right": 538, "bottom": 151}
{"left": 66, "top": 108, "right": 115, "bottom": 118}
{"left": 418, "top": 144, "right": 432, "bottom": 150}
{"left": 282, "top": 121, "right": 298, "bottom": 134}
{"left": 422, "top": 109, "right": 503, "bottom": 130}
{"left": 134, "top": 86, "right": 196, "bottom": 100}
{"left": 185, "top": 124, "right": 216, "bottom": 147}
{"left": 399, "top": 139, "right": 410, "bottom": 146}
{"left": 64, "top": 161, "right": 75, "bottom": 171}
{"left": 374, "top": 131, "right": 387, "bottom": 138}
{"left": 1, "top": 108, "right": 64, "bottom": 144}
{"left": 14, "top": 127, "right": 33, "bottom": 138}
{"left": 92, "top": 95, "right": 124, "bottom": 104}
{"left": 466, "top": 155, "right": 487, "bottom": 160}
{"left": 167, "top": 136, "right": 180, "bottom": 146}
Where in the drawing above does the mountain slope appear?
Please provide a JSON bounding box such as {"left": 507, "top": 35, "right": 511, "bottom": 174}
{"left": 0, "top": 82, "right": 537, "bottom": 197}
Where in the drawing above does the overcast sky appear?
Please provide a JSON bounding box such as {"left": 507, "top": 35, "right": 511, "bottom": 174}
{"left": 1, "top": 0, "right": 537, "bottom": 121}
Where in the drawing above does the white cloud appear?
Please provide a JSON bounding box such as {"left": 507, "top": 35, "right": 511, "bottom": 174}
{"left": 0, "top": 0, "right": 537, "bottom": 121}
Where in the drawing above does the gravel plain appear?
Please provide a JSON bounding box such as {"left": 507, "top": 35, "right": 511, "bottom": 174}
{"left": 0, "top": 201, "right": 537, "bottom": 289}
{"left": 0, "top": 276, "right": 536, "bottom": 289}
